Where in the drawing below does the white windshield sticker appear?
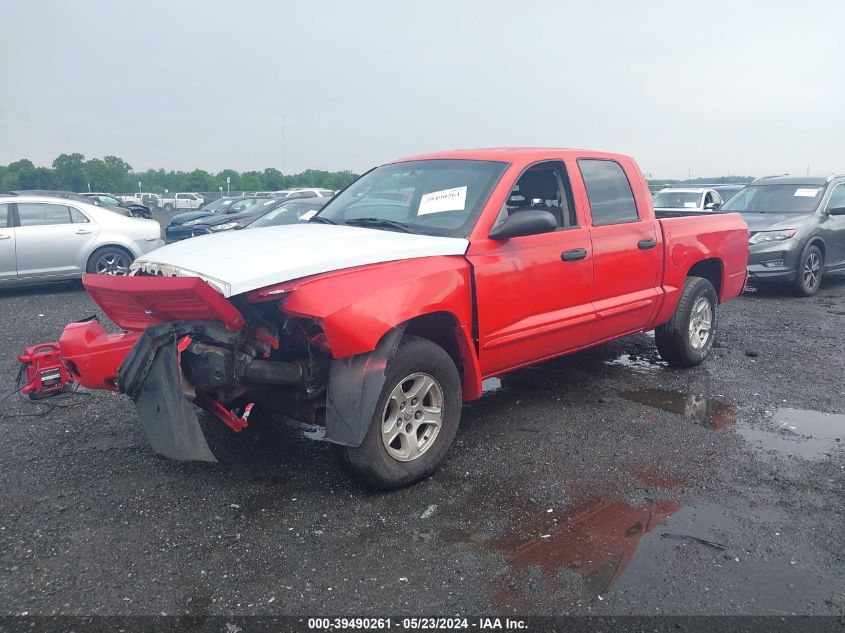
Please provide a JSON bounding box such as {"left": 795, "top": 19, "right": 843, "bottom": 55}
{"left": 684, "top": 202, "right": 698, "bottom": 208}
{"left": 299, "top": 210, "right": 318, "bottom": 221}
{"left": 794, "top": 188, "right": 821, "bottom": 197}
{"left": 418, "top": 186, "right": 467, "bottom": 215}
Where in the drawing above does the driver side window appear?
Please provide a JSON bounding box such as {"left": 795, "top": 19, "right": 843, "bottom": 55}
{"left": 504, "top": 161, "right": 576, "bottom": 229}
{"left": 827, "top": 184, "right": 845, "bottom": 210}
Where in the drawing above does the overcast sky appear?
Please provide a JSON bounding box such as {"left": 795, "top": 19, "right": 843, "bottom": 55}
{"left": 2, "top": 0, "right": 843, "bottom": 179}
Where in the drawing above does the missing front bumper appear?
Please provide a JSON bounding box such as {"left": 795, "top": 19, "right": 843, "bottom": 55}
{"left": 118, "top": 321, "right": 238, "bottom": 462}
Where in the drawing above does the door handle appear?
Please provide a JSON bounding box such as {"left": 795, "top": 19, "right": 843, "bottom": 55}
{"left": 0, "top": 234, "right": 10, "bottom": 240}
{"left": 75, "top": 229, "right": 93, "bottom": 235}
{"left": 638, "top": 238, "right": 657, "bottom": 250}
{"left": 561, "top": 248, "right": 588, "bottom": 262}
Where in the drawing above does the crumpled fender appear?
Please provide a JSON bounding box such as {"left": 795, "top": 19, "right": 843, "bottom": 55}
{"left": 251, "top": 255, "right": 475, "bottom": 359}
{"left": 251, "top": 256, "right": 483, "bottom": 445}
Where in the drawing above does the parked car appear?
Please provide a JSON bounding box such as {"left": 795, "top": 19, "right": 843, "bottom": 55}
{"left": 191, "top": 197, "right": 330, "bottom": 236}
{"left": 652, "top": 188, "right": 724, "bottom": 215}
{"left": 268, "top": 188, "right": 335, "bottom": 199}
{"left": 12, "top": 190, "right": 132, "bottom": 217}
{"left": 165, "top": 196, "right": 264, "bottom": 240}
{"left": 121, "top": 193, "right": 161, "bottom": 211}
{"left": 0, "top": 194, "right": 163, "bottom": 283}
{"left": 35, "top": 148, "right": 748, "bottom": 490}
{"left": 246, "top": 197, "right": 331, "bottom": 229}
{"left": 81, "top": 193, "right": 152, "bottom": 219}
{"left": 722, "top": 174, "right": 845, "bottom": 295}
{"left": 160, "top": 192, "right": 204, "bottom": 212}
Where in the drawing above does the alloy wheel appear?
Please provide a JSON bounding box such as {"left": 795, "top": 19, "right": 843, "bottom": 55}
{"left": 95, "top": 252, "right": 130, "bottom": 276}
{"left": 688, "top": 296, "right": 713, "bottom": 350}
{"left": 803, "top": 251, "right": 821, "bottom": 291}
{"left": 381, "top": 372, "right": 444, "bottom": 462}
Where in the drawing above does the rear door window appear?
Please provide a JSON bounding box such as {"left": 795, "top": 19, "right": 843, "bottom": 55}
{"left": 578, "top": 159, "right": 639, "bottom": 225}
{"left": 69, "top": 207, "right": 90, "bottom": 223}
{"left": 17, "top": 203, "right": 73, "bottom": 226}
{"left": 0, "top": 204, "right": 8, "bottom": 227}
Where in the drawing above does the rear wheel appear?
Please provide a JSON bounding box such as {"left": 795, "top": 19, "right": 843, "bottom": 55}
{"left": 793, "top": 244, "right": 823, "bottom": 297}
{"left": 333, "top": 335, "right": 462, "bottom": 490}
{"left": 655, "top": 276, "right": 718, "bottom": 367}
{"left": 86, "top": 246, "right": 133, "bottom": 276}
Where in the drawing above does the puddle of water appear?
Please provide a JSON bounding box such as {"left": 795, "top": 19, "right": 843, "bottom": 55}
{"left": 604, "top": 503, "right": 830, "bottom": 614}
{"left": 738, "top": 408, "right": 843, "bottom": 461}
{"left": 485, "top": 498, "right": 681, "bottom": 610}
{"left": 296, "top": 423, "right": 326, "bottom": 442}
{"left": 606, "top": 353, "right": 668, "bottom": 374}
{"left": 621, "top": 389, "right": 736, "bottom": 428}
{"left": 482, "top": 377, "right": 502, "bottom": 393}
{"left": 486, "top": 499, "right": 829, "bottom": 614}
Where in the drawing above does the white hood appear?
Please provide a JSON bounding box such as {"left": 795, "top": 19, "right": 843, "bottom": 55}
{"left": 132, "top": 224, "right": 469, "bottom": 297}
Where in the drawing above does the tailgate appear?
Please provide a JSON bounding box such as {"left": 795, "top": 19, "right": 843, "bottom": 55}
{"left": 82, "top": 273, "right": 246, "bottom": 332}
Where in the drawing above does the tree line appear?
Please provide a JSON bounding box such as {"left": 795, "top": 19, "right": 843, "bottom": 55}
{"left": 0, "top": 153, "right": 359, "bottom": 194}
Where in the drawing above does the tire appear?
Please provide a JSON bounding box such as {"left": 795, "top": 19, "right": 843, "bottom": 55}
{"left": 86, "top": 246, "right": 133, "bottom": 276}
{"left": 333, "top": 335, "right": 462, "bottom": 490}
{"left": 164, "top": 203, "right": 174, "bottom": 212}
{"left": 792, "top": 244, "right": 823, "bottom": 297}
{"left": 655, "top": 276, "right": 718, "bottom": 368}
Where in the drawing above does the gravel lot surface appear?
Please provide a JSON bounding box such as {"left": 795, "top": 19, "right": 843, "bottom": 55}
{"left": 0, "top": 233, "right": 843, "bottom": 616}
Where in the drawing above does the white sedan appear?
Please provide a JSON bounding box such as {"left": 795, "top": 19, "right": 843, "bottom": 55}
{"left": 0, "top": 194, "right": 164, "bottom": 284}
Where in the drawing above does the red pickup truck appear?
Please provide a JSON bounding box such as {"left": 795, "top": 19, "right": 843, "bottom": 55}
{"left": 33, "top": 148, "right": 748, "bottom": 489}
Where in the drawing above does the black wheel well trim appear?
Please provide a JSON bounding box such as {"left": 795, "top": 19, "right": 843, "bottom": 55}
{"left": 686, "top": 258, "right": 723, "bottom": 300}
{"left": 400, "top": 311, "right": 464, "bottom": 376}
{"left": 806, "top": 237, "right": 826, "bottom": 260}
{"left": 324, "top": 323, "right": 406, "bottom": 448}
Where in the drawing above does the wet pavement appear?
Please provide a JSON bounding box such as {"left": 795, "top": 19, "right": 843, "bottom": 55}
{"left": 0, "top": 274, "right": 844, "bottom": 616}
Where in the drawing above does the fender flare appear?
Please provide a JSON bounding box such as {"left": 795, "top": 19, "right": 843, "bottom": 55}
{"left": 324, "top": 324, "right": 406, "bottom": 447}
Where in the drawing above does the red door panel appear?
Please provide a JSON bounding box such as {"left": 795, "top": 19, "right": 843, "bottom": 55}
{"left": 588, "top": 221, "right": 661, "bottom": 342}
{"left": 468, "top": 227, "right": 594, "bottom": 376}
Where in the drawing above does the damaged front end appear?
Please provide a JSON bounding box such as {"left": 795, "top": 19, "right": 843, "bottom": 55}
{"left": 48, "top": 274, "right": 331, "bottom": 463}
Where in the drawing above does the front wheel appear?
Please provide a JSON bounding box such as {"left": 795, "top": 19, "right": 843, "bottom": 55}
{"left": 655, "top": 276, "right": 718, "bottom": 367}
{"left": 333, "top": 335, "right": 462, "bottom": 490}
{"left": 793, "top": 244, "right": 823, "bottom": 297}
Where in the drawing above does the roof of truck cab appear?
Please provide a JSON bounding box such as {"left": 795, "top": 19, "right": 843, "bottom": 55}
{"left": 393, "top": 147, "right": 632, "bottom": 164}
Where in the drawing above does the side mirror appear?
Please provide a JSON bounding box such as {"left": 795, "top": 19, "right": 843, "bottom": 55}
{"left": 705, "top": 202, "right": 720, "bottom": 210}
{"left": 488, "top": 209, "right": 557, "bottom": 240}
{"left": 828, "top": 206, "right": 845, "bottom": 216}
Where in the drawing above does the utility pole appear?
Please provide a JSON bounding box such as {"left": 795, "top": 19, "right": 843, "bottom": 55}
{"left": 282, "top": 114, "right": 287, "bottom": 182}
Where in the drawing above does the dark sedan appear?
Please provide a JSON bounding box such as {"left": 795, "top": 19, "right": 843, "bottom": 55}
{"left": 191, "top": 197, "right": 329, "bottom": 236}
{"left": 81, "top": 192, "right": 152, "bottom": 218}
{"left": 165, "top": 196, "right": 264, "bottom": 240}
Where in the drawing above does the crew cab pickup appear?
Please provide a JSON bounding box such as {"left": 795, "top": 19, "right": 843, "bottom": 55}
{"left": 33, "top": 149, "right": 749, "bottom": 489}
{"left": 160, "top": 192, "right": 204, "bottom": 212}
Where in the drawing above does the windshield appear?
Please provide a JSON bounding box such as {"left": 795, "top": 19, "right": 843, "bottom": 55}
{"left": 202, "top": 198, "right": 234, "bottom": 213}
{"left": 652, "top": 191, "right": 702, "bottom": 208}
{"left": 722, "top": 184, "right": 825, "bottom": 214}
{"left": 315, "top": 159, "right": 507, "bottom": 237}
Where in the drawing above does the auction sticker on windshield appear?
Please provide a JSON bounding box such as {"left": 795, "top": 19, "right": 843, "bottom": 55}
{"left": 794, "top": 188, "right": 821, "bottom": 197}
{"left": 418, "top": 186, "right": 467, "bottom": 215}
